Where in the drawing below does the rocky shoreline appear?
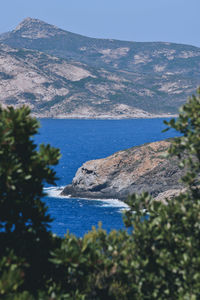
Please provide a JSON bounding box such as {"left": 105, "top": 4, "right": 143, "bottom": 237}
{"left": 34, "top": 113, "right": 178, "bottom": 119}
{"left": 61, "top": 140, "right": 184, "bottom": 201}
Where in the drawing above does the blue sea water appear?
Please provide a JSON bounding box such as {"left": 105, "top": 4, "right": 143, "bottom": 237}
{"left": 35, "top": 119, "right": 177, "bottom": 237}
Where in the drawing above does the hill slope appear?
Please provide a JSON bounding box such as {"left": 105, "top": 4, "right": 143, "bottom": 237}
{"left": 0, "top": 43, "right": 156, "bottom": 118}
{"left": 0, "top": 18, "right": 200, "bottom": 117}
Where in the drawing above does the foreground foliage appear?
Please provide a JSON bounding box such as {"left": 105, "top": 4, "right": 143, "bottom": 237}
{"left": 1, "top": 90, "right": 200, "bottom": 299}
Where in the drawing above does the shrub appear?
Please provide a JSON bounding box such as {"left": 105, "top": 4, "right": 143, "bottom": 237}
{"left": 0, "top": 106, "right": 61, "bottom": 293}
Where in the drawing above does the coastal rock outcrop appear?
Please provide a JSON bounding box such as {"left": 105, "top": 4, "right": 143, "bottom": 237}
{"left": 61, "top": 140, "right": 184, "bottom": 200}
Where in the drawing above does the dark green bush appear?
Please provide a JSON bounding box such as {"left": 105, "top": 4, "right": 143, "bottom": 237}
{"left": 0, "top": 106, "right": 61, "bottom": 294}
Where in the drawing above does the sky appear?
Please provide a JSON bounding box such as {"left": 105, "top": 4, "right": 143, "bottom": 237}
{"left": 0, "top": 0, "right": 200, "bottom": 47}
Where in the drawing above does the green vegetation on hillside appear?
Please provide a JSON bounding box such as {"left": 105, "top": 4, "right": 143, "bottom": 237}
{"left": 1, "top": 90, "right": 200, "bottom": 299}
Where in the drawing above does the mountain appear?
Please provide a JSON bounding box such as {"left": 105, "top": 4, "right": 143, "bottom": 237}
{"left": 61, "top": 140, "right": 184, "bottom": 201}
{"left": 0, "top": 18, "right": 200, "bottom": 117}
{"left": 0, "top": 43, "right": 155, "bottom": 118}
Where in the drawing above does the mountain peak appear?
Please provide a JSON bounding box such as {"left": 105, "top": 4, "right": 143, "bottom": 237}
{"left": 14, "top": 17, "right": 48, "bottom": 29}
{"left": 13, "top": 17, "right": 61, "bottom": 39}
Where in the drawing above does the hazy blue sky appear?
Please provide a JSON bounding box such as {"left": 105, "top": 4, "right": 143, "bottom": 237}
{"left": 1, "top": 0, "right": 199, "bottom": 47}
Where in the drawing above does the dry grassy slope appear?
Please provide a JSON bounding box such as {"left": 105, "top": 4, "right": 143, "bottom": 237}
{"left": 61, "top": 140, "right": 184, "bottom": 200}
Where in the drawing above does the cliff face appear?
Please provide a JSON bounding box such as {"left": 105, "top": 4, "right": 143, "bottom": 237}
{"left": 61, "top": 140, "right": 184, "bottom": 200}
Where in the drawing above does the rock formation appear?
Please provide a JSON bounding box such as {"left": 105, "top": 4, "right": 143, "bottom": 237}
{"left": 61, "top": 140, "right": 184, "bottom": 200}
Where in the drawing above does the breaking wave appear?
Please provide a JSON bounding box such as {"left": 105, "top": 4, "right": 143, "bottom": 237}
{"left": 44, "top": 186, "right": 128, "bottom": 209}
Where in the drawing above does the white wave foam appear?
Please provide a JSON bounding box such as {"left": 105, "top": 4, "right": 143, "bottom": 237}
{"left": 44, "top": 186, "right": 129, "bottom": 209}
{"left": 44, "top": 186, "right": 71, "bottom": 198}
{"left": 98, "top": 199, "right": 129, "bottom": 209}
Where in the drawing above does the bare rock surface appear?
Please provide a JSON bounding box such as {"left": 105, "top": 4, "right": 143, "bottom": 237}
{"left": 61, "top": 140, "right": 184, "bottom": 200}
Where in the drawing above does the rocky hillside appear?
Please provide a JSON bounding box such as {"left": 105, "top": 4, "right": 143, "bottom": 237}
{"left": 61, "top": 140, "right": 184, "bottom": 200}
{"left": 0, "top": 43, "right": 154, "bottom": 118}
{"left": 0, "top": 18, "right": 200, "bottom": 117}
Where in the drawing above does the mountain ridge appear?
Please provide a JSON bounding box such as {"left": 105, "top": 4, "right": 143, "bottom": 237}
{"left": 0, "top": 18, "right": 200, "bottom": 118}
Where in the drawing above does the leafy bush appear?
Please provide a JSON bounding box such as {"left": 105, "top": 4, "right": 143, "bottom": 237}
{"left": 0, "top": 106, "right": 61, "bottom": 294}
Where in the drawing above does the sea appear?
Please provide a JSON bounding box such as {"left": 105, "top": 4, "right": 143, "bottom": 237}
{"left": 35, "top": 118, "right": 177, "bottom": 237}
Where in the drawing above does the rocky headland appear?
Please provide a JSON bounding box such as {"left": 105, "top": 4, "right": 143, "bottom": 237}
{"left": 61, "top": 140, "right": 184, "bottom": 201}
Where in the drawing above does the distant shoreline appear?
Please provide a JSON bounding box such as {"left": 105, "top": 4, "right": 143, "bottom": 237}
{"left": 34, "top": 113, "right": 178, "bottom": 120}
